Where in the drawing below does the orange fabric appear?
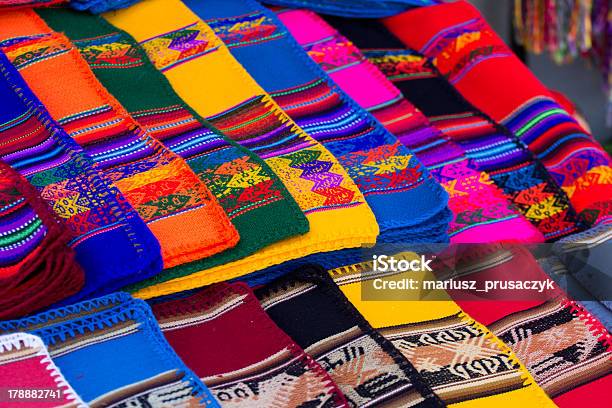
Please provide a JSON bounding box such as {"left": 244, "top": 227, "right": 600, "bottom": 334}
{"left": 0, "top": 10, "right": 239, "bottom": 268}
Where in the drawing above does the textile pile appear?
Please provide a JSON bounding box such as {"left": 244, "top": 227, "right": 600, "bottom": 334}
{"left": 0, "top": 0, "right": 610, "bottom": 407}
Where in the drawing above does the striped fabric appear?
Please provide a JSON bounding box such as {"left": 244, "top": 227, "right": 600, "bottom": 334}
{"left": 0, "top": 50, "right": 162, "bottom": 301}
{"left": 0, "top": 293, "right": 220, "bottom": 407}
{"left": 0, "top": 160, "right": 83, "bottom": 319}
{"left": 280, "top": 8, "right": 547, "bottom": 243}
{"left": 38, "top": 7, "right": 309, "bottom": 293}
{"left": 190, "top": 0, "right": 452, "bottom": 245}
{"left": 323, "top": 15, "right": 586, "bottom": 241}
{"left": 0, "top": 10, "right": 241, "bottom": 269}
{"left": 329, "top": 257, "right": 557, "bottom": 407}
{"left": 105, "top": 0, "right": 379, "bottom": 299}
{"left": 256, "top": 265, "right": 445, "bottom": 407}
{"left": 435, "top": 244, "right": 612, "bottom": 407}
{"left": 384, "top": 0, "right": 612, "bottom": 228}
{"left": 151, "top": 282, "right": 347, "bottom": 407}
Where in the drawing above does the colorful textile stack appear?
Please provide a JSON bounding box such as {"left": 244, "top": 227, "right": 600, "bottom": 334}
{"left": 0, "top": 161, "right": 83, "bottom": 319}
{"left": 0, "top": 1, "right": 609, "bottom": 407}
{"left": 190, "top": 0, "right": 451, "bottom": 246}
{"left": 151, "top": 282, "right": 347, "bottom": 407}
{"left": 322, "top": 14, "right": 588, "bottom": 241}
{"left": 0, "top": 293, "right": 219, "bottom": 407}
{"left": 384, "top": 0, "right": 612, "bottom": 227}
{"left": 38, "top": 8, "right": 309, "bottom": 293}
{"left": 256, "top": 265, "right": 445, "bottom": 407}
{"left": 279, "top": 8, "right": 546, "bottom": 243}
{"left": 0, "top": 49, "right": 162, "bottom": 301}
{"left": 0, "top": 332, "right": 85, "bottom": 408}
{"left": 0, "top": 10, "right": 241, "bottom": 270}
{"left": 105, "top": 0, "right": 380, "bottom": 299}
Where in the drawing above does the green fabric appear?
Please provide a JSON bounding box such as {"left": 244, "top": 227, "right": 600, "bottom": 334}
{"left": 38, "top": 8, "right": 309, "bottom": 291}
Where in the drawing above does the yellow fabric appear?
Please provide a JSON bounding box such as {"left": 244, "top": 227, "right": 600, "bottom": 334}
{"left": 104, "top": 0, "right": 378, "bottom": 299}
{"left": 329, "top": 254, "right": 556, "bottom": 407}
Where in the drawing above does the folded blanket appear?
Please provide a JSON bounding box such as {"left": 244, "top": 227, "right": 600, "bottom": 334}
{"left": 150, "top": 282, "right": 347, "bottom": 406}
{"left": 385, "top": 1, "right": 612, "bottom": 227}
{"left": 0, "top": 332, "right": 85, "bottom": 408}
{"left": 38, "top": 7, "right": 309, "bottom": 293}
{"left": 329, "top": 257, "right": 556, "bottom": 407}
{"left": 279, "top": 8, "right": 545, "bottom": 244}
{"left": 0, "top": 161, "right": 83, "bottom": 319}
{"left": 189, "top": 0, "right": 451, "bottom": 245}
{"left": 0, "top": 293, "right": 220, "bottom": 407}
{"left": 256, "top": 265, "right": 445, "bottom": 407}
{"left": 105, "top": 0, "right": 379, "bottom": 299}
{"left": 0, "top": 50, "right": 162, "bottom": 301}
{"left": 0, "top": 10, "right": 240, "bottom": 269}
{"left": 324, "top": 15, "right": 586, "bottom": 242}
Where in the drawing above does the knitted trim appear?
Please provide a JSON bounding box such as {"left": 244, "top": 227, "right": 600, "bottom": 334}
{"left": 0, "top": 332, "right": 87, "bottom": 407}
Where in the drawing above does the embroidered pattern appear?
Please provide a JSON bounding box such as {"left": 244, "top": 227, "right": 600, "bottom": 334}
{"left": 141, "top": 21, "right": 219, "bottom": 71}
{"left": 380, "top": 314, "right": 525, "bottom": 404}
{"left": 490, "top": 299, "right": 612, "bottom": 397}
{"left": 364, "top": 48, "right": 583, "bottom": 239}
{"left": 74, "top": 33, "right": 143, "bottom": 69}
{"left": 206, "top": 11, "right": 284, "bottom": 48}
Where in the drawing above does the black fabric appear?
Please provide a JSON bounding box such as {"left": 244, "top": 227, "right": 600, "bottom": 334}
{"left": 256, "top": 265, "right": 445, "bottom": 408}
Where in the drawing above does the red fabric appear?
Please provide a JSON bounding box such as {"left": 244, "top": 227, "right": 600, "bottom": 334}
{"left": 151, "top": 282, "right": 348, "bottom": 407}
{"left": 384, "top": 1, "right": 555, "bottom": 118}
{"left": 553, "top": 373, "right": 612, "bottom": 407}
{"left": 0, "top": 161, "right": 83, "bottom": 319}
{"left": 383, "top": 1, "right": 612, "bottom": 226}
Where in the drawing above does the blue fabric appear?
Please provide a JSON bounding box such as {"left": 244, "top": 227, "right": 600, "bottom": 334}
{"left": 0, "top": 294, "right": 219, "bottom": 407}
{"left": 69, "top": 0, "right": 140, "bottom": 13}
{"left": 187, "top": 0, "right": 450, "bottom": 245}
{"left": 0, "top": 52, "right": 163, "bottom": 302}
{"left": 261, "top": 0, "right": 438, "bottom": 18}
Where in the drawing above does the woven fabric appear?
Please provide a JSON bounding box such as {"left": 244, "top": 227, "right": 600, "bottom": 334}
{"left": 434, "top": 245, "right": 612, "bottom": 406}
{"left": 328, "top": 258, "right": 556, "bottom": 407}
{"left": 0, "top": 50, "right": 162, "bottom": 301}
{"left": 0, "top": 332, "right": 85, "bottom": 408}
{"left": 256, "top": 265, "right": 445, "bottom": 407}
{"left": 104, "top": 0, "right": 379, "bottom": 299}
{"left": 151, "top": 282, "right": 347, "bottom": 407}
{"left": 189, "top": 0, "right": 451, "bottom": 245}
{"left": 0, "top": 10, "right": 240, "bottom": 270}
{"left": 38, "top": 8, "right": 309, "bottom": 293}
{"left": 0, "top": 293, "right": 220, "bottom": 407}
{"left": 0, "top": 161, "right": 83, "bottom": 319}
{"left": 279, "top": 8, "right": 545, "bottom": 244}
{"left": 384, "top": 1, "right": 612, "bottom": 228}
{"left": 323, "top": 15, "right": 586, "bottom": 242}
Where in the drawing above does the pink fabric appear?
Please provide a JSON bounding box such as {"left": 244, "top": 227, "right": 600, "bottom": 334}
{"left": 280, "top": 8, "right": 545, "bottom": 244}
{"left": 329, "top": 63, "right": 399, "bottom": 109}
